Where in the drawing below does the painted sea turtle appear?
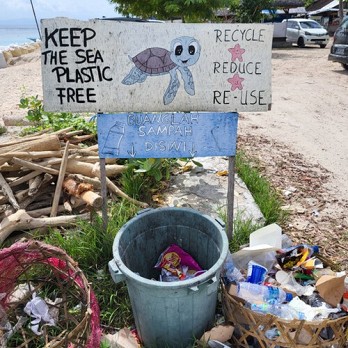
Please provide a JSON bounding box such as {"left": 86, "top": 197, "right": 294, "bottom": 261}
{"left": 122, "top": 36, "right": 201, "bottom": 105}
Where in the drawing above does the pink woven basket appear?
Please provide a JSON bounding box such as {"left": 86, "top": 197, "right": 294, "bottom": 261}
{"left": 0, "top": 240, "right": 101, "bottom": 348}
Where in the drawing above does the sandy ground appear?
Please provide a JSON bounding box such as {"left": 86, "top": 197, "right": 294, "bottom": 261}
{"left": 240, "top": 43, "right": 348, "bottom": 202}
{"left": 0, "top": 42, "right": 347, "bottom": 266}
{"left": 0, "top": 53, "right": 42, "bottom": 123}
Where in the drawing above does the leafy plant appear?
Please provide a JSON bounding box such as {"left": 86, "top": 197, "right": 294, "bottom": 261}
{"left": 121, "top": 158, "right": 178, "bottom": 201}
{"left": 100, "top": 340, "right": 111, "bottom": 348}
{"left": 19, "top": 95, "right": 96, "bottom": 135}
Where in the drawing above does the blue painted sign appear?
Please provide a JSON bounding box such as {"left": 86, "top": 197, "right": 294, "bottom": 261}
{"left": 97, "top": 112, "right": 238, "bottom": 158}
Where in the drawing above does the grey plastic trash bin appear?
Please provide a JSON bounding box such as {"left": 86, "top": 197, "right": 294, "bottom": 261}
{"left": 109, "top": 207, "right": 228, "bottom": 348}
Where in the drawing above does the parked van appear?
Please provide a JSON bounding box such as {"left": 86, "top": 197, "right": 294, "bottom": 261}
{"left": 283, "top": 18, "right": 329, "bottom": 48}
{"left": 328, "top": 16, "right": 348, "bottom": 70}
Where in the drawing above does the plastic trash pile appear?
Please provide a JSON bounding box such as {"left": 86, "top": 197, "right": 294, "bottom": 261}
{"left": 223, "top": 229, "right": 348, "bottom": 324}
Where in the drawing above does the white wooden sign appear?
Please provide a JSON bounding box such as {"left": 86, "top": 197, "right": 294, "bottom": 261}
{"left": 41, "top": 18, "right": 273, "bottom": 113}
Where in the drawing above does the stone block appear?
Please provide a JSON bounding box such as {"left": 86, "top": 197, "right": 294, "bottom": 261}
{"left": 0, "top": 52, "right": 7, "bottom": 69}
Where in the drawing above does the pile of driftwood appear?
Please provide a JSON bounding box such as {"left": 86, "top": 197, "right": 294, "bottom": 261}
{"left": 0, "top": 127, "right": 148, "bottom": 244}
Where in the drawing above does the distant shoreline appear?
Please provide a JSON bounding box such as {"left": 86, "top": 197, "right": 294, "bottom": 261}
{"left": 0, "top": 27, "right": 40, "bottom": 49}
{"left": 0, "top": 27, "right": 36, "bottom": 29}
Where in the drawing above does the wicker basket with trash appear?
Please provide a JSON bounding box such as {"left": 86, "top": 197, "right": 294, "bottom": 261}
{"left": 221, "top": 242, "right": 348, "bottom": 348}
{"left": 0, "top": 240, "right": 101, "bottom": 348}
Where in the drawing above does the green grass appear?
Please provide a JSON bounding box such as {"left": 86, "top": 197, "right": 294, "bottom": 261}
{"left": 235, "top": 151, "right": 288, "bottom": 226}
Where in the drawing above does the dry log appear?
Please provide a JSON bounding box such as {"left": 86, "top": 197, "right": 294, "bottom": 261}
{"left": 67, "top": 173, "right": 148, "bottom": 208}
{"left": 0, "top": 209, "right": 90, "bottom": 244}
{"left": 0, "top": 204, "right": 9, "bottom": 214}
{"left": 39, "top": 157, "right": 64, "bottom": 167}
{"left": 68, "top": 174, "right": 101, "bottom": 188}
{"left": 0, "top": 164, "right": 22, "bottom": 172}
{"left": 85, "top": 144, "right": 98, "bottom": 152}
{"left": 62, "top": 143, "right": 80, "bottom": 149}
{"left": 80, "top": 191, "right": 102, "bottom": 208}
{"left": 63, "top": 178, "right": 102, "bottom": 208}
{"left": 52, "top": 126, "right": 74, "bottom": 134}
{"left": 69, "top": 196, "right": 87, "bottom": 209}
{"left": 27, "top": 205, "right": 67, "bottom": 218}
{"left": 68, "top": 134, "right": 95, "bottom": 143}
{"left": 25, "top": 129, "right": 52, "bottom": 137}
{"left": 69, "top": 149, "right": 99, "bottom": 157}
{"left": 19, "top": 175, "right": 55, "bottom": 209}
{"left": 0, "top": 135, "right": 44, "bottom": 148}
{"left": 51, "top": 141, "right": 70, "bottom": 217}
{"left": 68, "top": 156, "right": 116, "bottom": 164}
{"left": 0, "top": 172, "right": 20, "bottom": 210}
{"left": 0, "top": 150, "right": 62, "bottom": 160}
{"left": 15, "top": 188, "right": 30, "bottom": 203}
{"left": 0, "top": 134, "right": 61, "bottom": 156}
{"left": 0, "top": 194, "right": 6, "bottom": 204}
{"left": 52, "top": 160, "right": 126, "bottom": 178}
{"left": 26, "top": 195, "right": 56, "bottom": 211}
{"left": 63, "top": 196, "right": 87, "bottom": 212}
{"left": 0, "top": 204, "right": 13, "bottom": 220}
{"left": 64, "top": 130, "right": 84, "bottom": 137}
{"left": 9, "top": 170, "right": 41, "bottom": 187}
{"left": 64, "top": 200, "right": 73, "bottom": 212}
{"left": 12, "top": 157, "right": 60, "bottom": 176}
{"left": 28, "top": 174, "right": 45, "bottom": 196}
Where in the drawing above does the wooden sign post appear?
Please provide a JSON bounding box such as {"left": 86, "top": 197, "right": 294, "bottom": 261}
{"left": 40, "top": 18, "right": 273, "bottom": 240}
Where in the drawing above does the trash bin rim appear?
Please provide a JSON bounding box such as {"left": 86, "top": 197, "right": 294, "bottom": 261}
{"left": 111, "top": 207, "right": 229, "bottom": 289}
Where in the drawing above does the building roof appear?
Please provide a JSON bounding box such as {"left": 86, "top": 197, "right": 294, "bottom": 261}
{"left": 306, "top": 0, "right": 336, "bottom": 12}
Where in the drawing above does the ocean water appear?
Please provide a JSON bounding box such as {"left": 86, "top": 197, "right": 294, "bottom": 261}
{"left": 0, "top": 27, "right": 41, "bottom": 50}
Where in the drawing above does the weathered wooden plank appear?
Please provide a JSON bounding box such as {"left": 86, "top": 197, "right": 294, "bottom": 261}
{"left": 97, "top": 112, "right": 238, "bottom": 158}
{"left": 41, "top": 18, "right": 273, "bottom": 113}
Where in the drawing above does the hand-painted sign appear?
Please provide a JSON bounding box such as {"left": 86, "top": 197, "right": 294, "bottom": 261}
{"left": 41, "top": 18, "right": 273, "bottom": 113}
{"left": 97, "top": 112, "right": 238, "bottom": 158}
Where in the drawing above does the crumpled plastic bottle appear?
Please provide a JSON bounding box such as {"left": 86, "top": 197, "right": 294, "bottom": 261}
{"left": 237, "top": 282, "right": 293, "bottom": 305}
{"left": 222, "top": 252, "right": 245, "bottom": 284}
{"left": 249, "top": 302, "right": 305, "bottom": 320}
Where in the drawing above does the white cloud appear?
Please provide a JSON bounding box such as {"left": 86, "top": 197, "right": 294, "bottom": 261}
{"left": 1, "top": 0, "right": 119, "bottom": 21}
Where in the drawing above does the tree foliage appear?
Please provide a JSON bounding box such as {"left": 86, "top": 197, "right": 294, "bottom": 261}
{"left": 109, "top": 0, "right": 233, "bottom": 22}
{"left": 236, "top": 0, "right": 274, "bottom": 23}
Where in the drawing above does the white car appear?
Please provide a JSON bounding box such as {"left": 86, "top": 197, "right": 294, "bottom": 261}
{"left": 283, "top": 18, "right": 329, "bottom": 48}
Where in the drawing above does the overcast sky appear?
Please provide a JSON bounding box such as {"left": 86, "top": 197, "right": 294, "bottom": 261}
{"left": 2, "top": 0, "right": 120, "bottom": 23}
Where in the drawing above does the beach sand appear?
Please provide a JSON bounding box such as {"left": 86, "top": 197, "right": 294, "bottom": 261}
{"left": 0, "top": 47, "right": 42, "bottom": 124}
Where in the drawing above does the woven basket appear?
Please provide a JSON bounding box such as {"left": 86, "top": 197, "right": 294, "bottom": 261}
{"left": 0, "top": 240, "right": 101, "bottom": 348}
{"left": 221, "top": 284, "right": 348, "bottom": 348}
